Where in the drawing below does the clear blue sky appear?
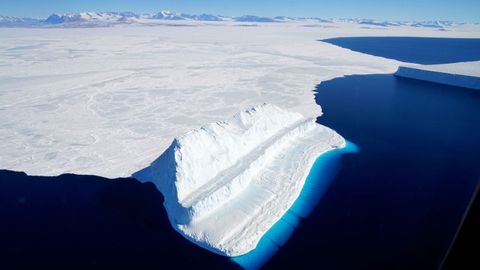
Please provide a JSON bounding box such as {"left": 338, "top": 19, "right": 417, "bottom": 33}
{"left": 1, "top": 0, "right": 479, "bottom": 22}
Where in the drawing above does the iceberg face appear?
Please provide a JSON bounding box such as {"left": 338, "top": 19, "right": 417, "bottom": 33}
{"left": 134, "top": 103, "right": 345, "bottom": 256}
{"left": 395, "top": 61, "right": 480, "bottom": 90}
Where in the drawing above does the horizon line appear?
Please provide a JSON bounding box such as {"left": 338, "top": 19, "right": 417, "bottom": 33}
{"left": 0, "top": 10, "right": 477, "bottom": 24}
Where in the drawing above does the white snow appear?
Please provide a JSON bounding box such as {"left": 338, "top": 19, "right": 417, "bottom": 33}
{"left": 0, "top": 22, "right": 479, "bottom": 177}
{"left": 395, "top": 61, "right": 480, "bottom": 89}
{"left": 133, "top": 103, "right": 345, "bottom": 256}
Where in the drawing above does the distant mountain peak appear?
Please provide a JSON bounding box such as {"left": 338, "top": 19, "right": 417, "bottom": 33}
{"left": 235, "top": 15, "right": 277, "bottom": 22}
{"left": 152, "top": 10, "right": 186, "bottom": 20}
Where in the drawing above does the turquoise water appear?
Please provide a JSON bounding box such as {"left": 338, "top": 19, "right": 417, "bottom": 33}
{"left": 231, "top": 141, "right": 359, "bottom": 269}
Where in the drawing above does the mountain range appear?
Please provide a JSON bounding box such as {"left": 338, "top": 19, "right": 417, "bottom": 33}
{"left": 0, "top": 11, "right": 468, "bottom": 29}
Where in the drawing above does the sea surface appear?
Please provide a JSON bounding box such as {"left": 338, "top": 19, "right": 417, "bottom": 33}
{"left": 1, "top": 37, "right": 480, "bottom": 269}
{"left": 245, "top": 37, "right": 480, "bottom": 269}
{"left": 263, "top": 37, "right": 480, "bottom": 269}
{"left": 322, "top": 36, "right": 480, "bottom": 64}
{"left": 265, "top": 73, "right": 480, "bottom": 269}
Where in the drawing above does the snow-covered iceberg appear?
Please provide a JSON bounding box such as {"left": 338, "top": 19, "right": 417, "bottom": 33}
{"left": 133, "top": 103, "right": 345, "bottom": 256}
{"left": 395, "top": 61, "right": 480, "bottom": 90}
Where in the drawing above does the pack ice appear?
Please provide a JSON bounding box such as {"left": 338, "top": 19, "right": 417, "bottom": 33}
{"left": 133, "top": 103, "right": 345, "bottom": 256}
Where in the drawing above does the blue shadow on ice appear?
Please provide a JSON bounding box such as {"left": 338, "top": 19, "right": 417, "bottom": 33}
{"left": 231, "top": 140, "right": 359, "bottom": 270}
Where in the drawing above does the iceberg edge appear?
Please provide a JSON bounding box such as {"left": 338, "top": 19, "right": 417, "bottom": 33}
{"left": 394, "top": 61, "right": 480, "bottom": 90}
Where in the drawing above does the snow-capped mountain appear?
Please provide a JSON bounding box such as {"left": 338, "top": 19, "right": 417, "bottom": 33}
{"left": 234, "top": 15, "right": 277, "bottom": 22}
{"left": 0, "top": 16, "right": 42, "bottom": 27}
{"left": 39, "top": 11, "right": 227, "bottom": 26}
{"left": 151, "top": 10, "right": 185, "bottom": 20}
{"left": 182, "top": 13, "right": 226, "bottom": 21}
{"left": 355, "top": 19, "right": 402, "bottom": 27}
{"left": 335, "top": 18, "right": 461, "bottom": 30}
{"left": 410, "top": 20, "right": 457, "bottom": 28}
{"left": 44, "top": 13, "right": 83, "bottom": 24}
{"left": 0, "top": 11, "right": 466, "bottom": 28}
{"left": 44, "top": 12, "right": 139, "bottom": 25}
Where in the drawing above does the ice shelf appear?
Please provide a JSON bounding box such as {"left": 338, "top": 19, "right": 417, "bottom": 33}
{"left": 395, "top": 61, "right": 480, "bottom": 90}
{"left": 133, "top": 103, "right": 345, "bottom": 256}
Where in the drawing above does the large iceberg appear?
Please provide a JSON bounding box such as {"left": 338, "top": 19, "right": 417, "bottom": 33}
{"left": 134, "top": 103, "right": 345, "bottom": 256}
{"left": 395, "top": 61, "right": 480, "bottom": 90}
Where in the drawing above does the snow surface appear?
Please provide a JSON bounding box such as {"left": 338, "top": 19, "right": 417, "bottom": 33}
{"left": 0, "top": 22, "right": 479, "bottom": 177}
{"left": 133, "top": 103, "right": 345, "bottom": 256}
{"left": 395, "top": 61, "right": 480, "bottom": 89}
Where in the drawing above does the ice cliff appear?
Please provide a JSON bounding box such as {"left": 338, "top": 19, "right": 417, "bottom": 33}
{"left": 395, "top": 61, "right": 480, "bottom": 90}
{"left": 133, "top": 103, "right": 345, "bottom": 256}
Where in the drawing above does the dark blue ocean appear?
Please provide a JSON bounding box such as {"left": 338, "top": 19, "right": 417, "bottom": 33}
{"left": 264, "top": 73, "right": 480, "bottom": 270}
{"left": 322, "top": 36, "right": 480, "bottom": 64}
{"left": 1, "top": 37, "right": 480, "bottom": 270}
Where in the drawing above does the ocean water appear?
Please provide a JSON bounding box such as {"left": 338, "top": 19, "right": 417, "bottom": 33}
{"left": 0, "top": 170, "right": 237, "bottom": 269}
{"left": 322, "top": 37, "right": 480, "bottom": 64}
{"left": 238, "top": 37, "right": 480, "bottom": 269}
{"left": 264, "top": 74, "right": 480, "bottom": 269}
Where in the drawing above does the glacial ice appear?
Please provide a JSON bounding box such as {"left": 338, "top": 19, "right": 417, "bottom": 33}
{"left": 395, "top": 61, "right": 480, "bottom": 90}
{"left": 134, "top": 103, "right": 345, "bottom": 256}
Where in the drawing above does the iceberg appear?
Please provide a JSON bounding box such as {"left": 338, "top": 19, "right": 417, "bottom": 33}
{"left": 395, "top": 61, "right": 480, "bottom": 90}
{"left": 133, "top": 103, "right": 345, "bottom": 256}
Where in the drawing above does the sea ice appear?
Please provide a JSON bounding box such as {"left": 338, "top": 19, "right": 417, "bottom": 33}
{"left": 133, "top": 103, "right": 345, "bottom": 256}
{"left": 1, "top": 22, "right": 479, "bottom": 178}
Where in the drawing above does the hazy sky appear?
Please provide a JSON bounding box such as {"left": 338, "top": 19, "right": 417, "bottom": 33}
{"left": 1, "top": 0, "right": 479, "bottom": 22}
